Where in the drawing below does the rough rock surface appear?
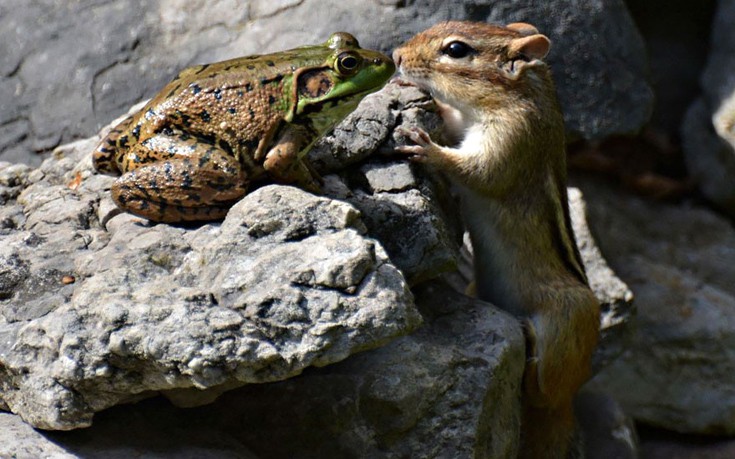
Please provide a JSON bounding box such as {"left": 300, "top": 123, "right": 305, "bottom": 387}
{"left": 0, "top": 283, "right": 524, "bottom": 459}
{"left": 0, "top": 165, "right": 422, "bottom": 430}
{"left": 579, "top": 176, "right": 735, "bottom": 435}
{"left": 0, "top": 0, "right": 651, "bottom": 164}
{"left": 0, "top": 83, "right": 476, "bottom": 432}
{"left": 314, "top": 84, "right": 462, "bottom": 285}
{"left": 172, "top": 283, "right": 525, "bottom": 458}
{"left": 682, "top": 0, "right": 735, "bottom": 217}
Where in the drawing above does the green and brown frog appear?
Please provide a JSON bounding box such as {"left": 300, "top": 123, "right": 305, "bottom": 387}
{"left": 93, "top": 32, "right": 395, "bottom": 223}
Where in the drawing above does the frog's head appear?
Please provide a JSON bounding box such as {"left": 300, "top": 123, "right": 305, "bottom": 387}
{"left": 286, "top": 32, "right": 395, "bottom": 132}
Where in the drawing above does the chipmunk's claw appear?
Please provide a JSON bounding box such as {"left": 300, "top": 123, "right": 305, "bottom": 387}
{"left": 395, "top": 126, "right": 436, "bottom": 162}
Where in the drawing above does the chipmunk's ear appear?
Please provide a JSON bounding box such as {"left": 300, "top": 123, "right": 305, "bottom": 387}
{"left": 506, "top": 22, "right": 539, "bottom": 36}
{"left": 508, "top": 34, "right": 550, "bottom": 60}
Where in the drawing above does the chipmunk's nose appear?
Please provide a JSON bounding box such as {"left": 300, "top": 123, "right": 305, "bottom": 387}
{"left": 392, "top": 49, "right": 402, "bottom": 68}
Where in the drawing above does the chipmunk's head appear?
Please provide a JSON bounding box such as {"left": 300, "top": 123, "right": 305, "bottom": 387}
{"left": 393, "top": 21, "right": 553, "bottom": 113}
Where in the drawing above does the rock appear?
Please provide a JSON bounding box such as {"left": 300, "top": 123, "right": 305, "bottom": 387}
{"left": 1, "top": 282, "right": 525, "bottom": 459}
{"left": 624, "top": 1, "right": 715, "bottom": 137}
{"left": 327, "top": 160, "right": 462, "bottom": 285}
{"left": 575, "top": 391, "right": 639, "bottom": 459}
{"left": 0, "top": 0, "right": 651, "bottom": 164}
{"left": 183, "top": 282, "right": 525, "bottom": 458}
{"left": 639, "top": 426, "right": 735, "bottom": 459}
{"left": 683, "top": 98, "right": 735, "bottom": 217}
{"left": 0, "top": 410, "right": 261, "bottom": 459}
{"left": 310, "top": 83, "right": 462, "bottom": 285}
{"left": 681, "top": 0, "right": 735, "bottom": 217}
{"left": 309, "top": 83, "right": 443, "bottom": 171}
{"left": 0, "top": 162, "right": 33, "bottom": 206}
{"left": 579, "top": 176, "right": 735, "bottom": 435}
{"left": 0, "top": 83, "right": 475, "bottom": 430}
{"left": 0, "top": 137, "right": 424, "bottom": 430}
{"left": 568, "top": 188, "right": 635, "bottom": 369}
{"left": 478, "top": 0, "right": 652, "bottom": 140}
{"left": 0, "top": 412, "right": 78, "bottom": 459}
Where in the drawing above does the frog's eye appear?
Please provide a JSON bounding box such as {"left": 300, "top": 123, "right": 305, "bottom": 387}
{"left": 442, "top": 41, "right": 474, "bottom": 59}
{"left": 336, "top": 52, "right": 362, "bottom": 75}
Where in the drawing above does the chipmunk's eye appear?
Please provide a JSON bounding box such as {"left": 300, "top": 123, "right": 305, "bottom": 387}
{"left": 442, "top": 41, "right": 474, "bottom": 59}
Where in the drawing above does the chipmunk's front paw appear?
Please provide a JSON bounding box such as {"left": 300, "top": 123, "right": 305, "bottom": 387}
{"left": 395, "top": 126, "right": 440, "bottom": 163}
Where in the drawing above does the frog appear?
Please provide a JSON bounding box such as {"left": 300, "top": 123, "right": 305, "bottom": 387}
{"left": 93, "top": 32, "right": 395, "bottom": 223}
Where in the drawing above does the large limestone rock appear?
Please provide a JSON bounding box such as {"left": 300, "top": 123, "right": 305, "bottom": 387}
{"left": 0, "top": 283, "right": 525, "bottom": 459}
{"left": 0, "top": 0, "right": 651, "bottom": 164}
{"left": 0, "top": 159, "right": 423, "bottom": 429}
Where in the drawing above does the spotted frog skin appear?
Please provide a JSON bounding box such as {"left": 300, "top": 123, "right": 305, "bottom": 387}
{"left": 93, "top": 32, "right": 395, "bottom": 223}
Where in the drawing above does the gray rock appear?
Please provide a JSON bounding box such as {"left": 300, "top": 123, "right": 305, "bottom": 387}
{"left": 0, "top": 410, "right": 261, "bottom": 459}
{"left": 624, "top": 1, "right": 714, "bottom": 137}
{"left": 640, "top": 428, "right": 735, "bottom": 459}
{"left": 190, "top": 282, "right": 525, "bottom": 458}
{"left": 310, "top": 83, "right": 442, "bottom": 171}
{"left": 0, "top": 137, "right": 423, "bottom": 430}
{"left": 0, "top": 413, "right": 78, "bottom": 459}
{"left": 478, "top": 0, "right": 652, "bottom": 140}
{"left": 362, "top": 161, "right": 417, "bottom": 193}
{"left": 0, "top": 162, "right": 33, "bottom": 207}
{"left": 580, "top": 177, "right": 735, "bottom": 435}
{"left": 0, "top": 83, "right": 473, "bottom": 431}
{"left": 569, "top": 187, "right": 635, "bottom": 369}
{"left": 323, "top": 157, "right": 462, "bottom": 286}
{"left": 0, "top": 282, "right": 525, "bottom": 459}
{"left": 309, "top": 83, "right": 463, "bottom": 285}
{"left": 575, "top": 391, "right": 639, "bottom": 459}
{"left": 681, "top": 0, "right": 735, "bottom": 217}
{"left": 1, "top": 0, "right": 650, "bottom": 164}
{"left": 345, "top": 185, "right": 461, "bottom": 286}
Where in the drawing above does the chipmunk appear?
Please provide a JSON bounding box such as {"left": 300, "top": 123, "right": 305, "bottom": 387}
{"left": 393, "top": 21, "right": 601, "bottom": 458}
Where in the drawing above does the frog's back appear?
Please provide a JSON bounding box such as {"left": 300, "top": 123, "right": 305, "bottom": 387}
{"left": 142, "top": 48, "right": 339, "bottom": 148}
{"left": 93, "top": 49, "right": 324, "bottom": 174}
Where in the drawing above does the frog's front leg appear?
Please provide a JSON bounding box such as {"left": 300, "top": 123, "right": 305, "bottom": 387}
{"left": 262, "top": 125, "right": 322, "bottom": 193}
{"left": 111, "top": 134, "right": 248, "bottom": 223}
